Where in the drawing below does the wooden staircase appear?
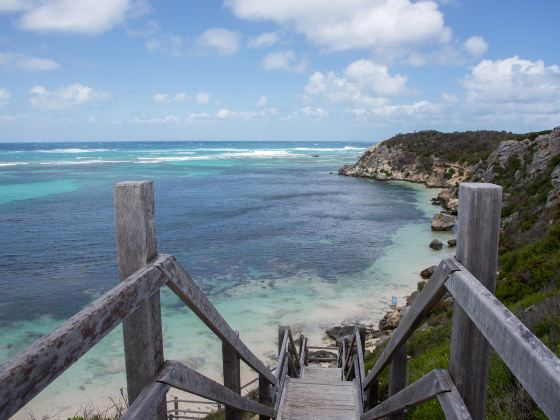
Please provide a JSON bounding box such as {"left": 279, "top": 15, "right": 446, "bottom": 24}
{"left": 278, "top": 367, "right": 361, "bottom": 419}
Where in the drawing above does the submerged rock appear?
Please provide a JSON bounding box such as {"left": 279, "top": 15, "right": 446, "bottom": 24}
{"left": 308, "top": 350, "right": 337, "bottom": 360}
{"left": 431, "top": 213, "right": 457, "bottom": 231}
{"left": 429, "top": 239, "right": 443, "bottom": 250}
{"left": 420, "top": 266, "right": 437, "bottom": 279}
{"left": 448, "top": 238, "right": 457, "bottom": 247}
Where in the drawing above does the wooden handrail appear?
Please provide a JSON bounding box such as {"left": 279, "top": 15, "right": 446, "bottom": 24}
{"left": 156, "top": 360, "right": 275, "bottom": 417}
{"left": 363, "top": 258, "right": 458, "bottom": 390}
{"left": 361, "top": 369, "right": 470, "bottom": 420}
{"left": 157, "top": 256, "right": 276, "bottom": 385}
{"left": 0, "top": 255, "right": 170, "bottom": 419}
{"left": 446, "top": 260, "right": 560, "bottom": 419}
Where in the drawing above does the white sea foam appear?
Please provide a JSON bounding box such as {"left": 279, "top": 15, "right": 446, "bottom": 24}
{"left": 293, "top": 146, "right": 364, "bottom": 151}
{"left": 37, "top": 148, "right": 112, "bottom": 153}
{"left": 39, "top": 159, "right": 129, "bottom": 165}
{"left": 0, "top": 162, "right": 28, "bottom": 167}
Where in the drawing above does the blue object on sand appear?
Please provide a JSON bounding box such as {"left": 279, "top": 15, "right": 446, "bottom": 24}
{"left": 391, "top": 296, "right": 397, "bottom": 306}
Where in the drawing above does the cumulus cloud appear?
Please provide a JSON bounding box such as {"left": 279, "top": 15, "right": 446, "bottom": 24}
{"left": 197, "top": 28, "right": 241, "bottom": 55}
{"left": 9, "top": 0, "right": 139, "bottom": 34}
{"left": 462, "top": 56, "right": 560, "bottom": 104}
{"left": 0, "top": 51, "right": 60, "bottom": 71}
{"left": 301, "top": 107, "right": 328, "bottom": 119}
{"left": 464, "top": 36, "right": 488, "bottom": 57}
{"left": 304, "top": 59, "right": 409, "bottom": 106}
{"left": 261, "top": 50, "right": 305, "bottom": 72}
{"left": 128, "top": 115, "right": 180, "bottom": 125}
{"left": 256, "top": 95, "right": 267, "bottom": 107}
{"left": 247, "top": 32, "right": 278, "bottom": 49}
{"left": 29, "top": 83, "right": 110, "bottom": 110}
{"left": 226, "top": 0, "right": 451, "bottom": 52}
{"left": 146, "top": 34, "right": 183, "bottom": 58}
{"left": 152, "top": 92, "right": 187, "bottom": 104}
{"left": 196, "top": 91, "right": 210, "bottom": 104}
{"left": 187, "top": 112, "right": 210, "bottom": 123}
{"left": 0, "top": 88, "right": 10, "bottom": 106}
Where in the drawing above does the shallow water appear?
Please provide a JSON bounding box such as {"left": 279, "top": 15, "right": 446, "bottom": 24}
{"left": 0, "top": 142, "right": 454, "bottom": 418}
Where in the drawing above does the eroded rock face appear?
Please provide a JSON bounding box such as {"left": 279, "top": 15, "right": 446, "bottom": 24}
{"left": 338, "top": 143, "right": 469, "bottom": 187}
{"left": 431, "top": 213, "right": 456, "bottom": 231}
{"left": 379, "top": 309, "right": 400, "bottom": 331}
{"left": 547, "top": 163, "right": 560, "bottom": 208}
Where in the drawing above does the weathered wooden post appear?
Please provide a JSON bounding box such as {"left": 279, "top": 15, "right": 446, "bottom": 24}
{"left": 223, "top": 336, "right": 242, "bottom": 420}
{"left": 258, "top": 374, "right": 272, "bottom": 420}
{"left": 388, "top": 343, "right": 407, "bottom": 420}
{"left": 114, "top": 181, "right": 166, "bottom": 419}
{"left": 449, "top": 183, "right": 502, "bottom": 419}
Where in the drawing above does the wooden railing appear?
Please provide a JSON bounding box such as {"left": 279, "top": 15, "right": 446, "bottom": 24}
{"left": 0, "top": 181, "right": 275, "bottom": 420}
{"left": 357, "top": 183, "right": 560, "bottom": 420}
{"left": 273, "top": 326, "right": 301, "bottom": 412}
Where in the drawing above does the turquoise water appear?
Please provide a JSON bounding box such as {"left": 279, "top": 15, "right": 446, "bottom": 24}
{"left": 0, "top": 142, "right": 454, "bottom": 418}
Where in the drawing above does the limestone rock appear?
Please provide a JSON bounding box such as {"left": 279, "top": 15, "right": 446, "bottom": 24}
{"left": 447, "top": 238, "right": 457, "bottom": 247}
{"left": 420, "top": 266, "right": 437, "bottom": 279}
{"left": 431, "top": 213, "right": 456, "bottom": 231}
{"left": 429, "top": 239, "right": 443, "bottom": 250}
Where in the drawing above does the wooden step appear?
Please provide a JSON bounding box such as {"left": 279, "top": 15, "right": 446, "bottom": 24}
{"left": 277, "top": 367, "right": 360, "bottom": 419}
{"left": 301, "top": 367, "right": 342, "bottom": 383}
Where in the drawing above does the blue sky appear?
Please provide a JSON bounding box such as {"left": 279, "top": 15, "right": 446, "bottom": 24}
{"left": 0, "top": 0, "right": 559, "bottom": 142}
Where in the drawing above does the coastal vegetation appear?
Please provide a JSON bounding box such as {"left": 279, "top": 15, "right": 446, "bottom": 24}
{"left": 351, "top": 127, "right": 560, "bottom": 419}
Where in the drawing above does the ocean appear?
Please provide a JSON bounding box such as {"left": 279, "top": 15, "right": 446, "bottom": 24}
{"left": 0, "top": 141, "right": 454, "bottom": 418}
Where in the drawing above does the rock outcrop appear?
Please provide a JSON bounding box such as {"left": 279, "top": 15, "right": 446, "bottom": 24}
{"left": 429, "top": 239, "right": 443, "bottom": 250}
{"left": 431, "top": 213, "right": 456, "bottom": 231}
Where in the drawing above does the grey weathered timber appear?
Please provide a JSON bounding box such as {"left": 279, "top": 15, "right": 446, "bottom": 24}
{"left": 435, "top": 369, "right": 472, "bottom": 420}
{"left": 449, "top": 183, "right": 501, "bottom": 420}
{"left": 114, "top": 180, "right": 166, "bottom": 418}
{"left": 446, "top": 263, "right": 560, "bottom": 419}
{"left": 388, "top": 343, "right": 407, "bottom": 420}
{"left": 158, "top": 360, "right": 275, "bottom": 418}
{"left": 157, "top": 256, "right": 275, "bottom": 384}
{"left": 364, "top": 258, "right": 459, "bottom": 389}
{"left": 354, "top": 329, "right": 366, "bottom": 407}
{"left": 223, "top": 339, "right": 242, "bottom": 420}
{"left": 298, "top": 336, "right": 307, "bottom": 377}
{"left": 361, "top": 369, "right": 451, "bottom": 420}
{"left": 286, "top": 328, "right": 301, "bottom": 373}
{"left": 122, "top": 381, "right": 170, "bottom": 420}
{"left": 258, "top": 374, "right": 272, "bottom": 420}
{"left": 0, "top": 256, "right": 169, "bottom": 419}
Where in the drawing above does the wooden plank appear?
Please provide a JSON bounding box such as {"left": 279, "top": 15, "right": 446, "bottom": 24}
{"left": 122, "top": 381, "right": 170, "bottom": 420}
{"left": 388, "top": 343, "right": 407, "bottom": 420}
{"left": 156, "top": 256, "right": 275, "bottom": 384}
{"left": 364, "top": 258, "right": 459, "bottom": 389}
{"left": 223, "top": 339, "right": 242, "bottom": 420}
{"left": 157, "top": 360, "right": 275, "bottom": 418}
{"left": 286, "top": 328, "right": 301, "bottom": 373}
{"left": 354, "top": 329, "right": 366, "bottom": 407}
{"left": 114, "top": 180, "right": 166, "bottom": 418}
{"left": 361, "top": 369, "right": 451, "bottom": 420}
{"left": 435, "top": 369, "right": 472, "bottom": 420}
{"left": 258, "top": 373, "right": 272, "bottom": 420}
{"left": 298, "top": 336, "right": 307, "bottom": 377}
{"left": 0, "top": 256, "right": 169, "bottom": 419}
{"left": 449, "top": 183, "right": 501, "bottom": 420}
{"left": 446, "top": 264, "right": 560, "bottom": 419}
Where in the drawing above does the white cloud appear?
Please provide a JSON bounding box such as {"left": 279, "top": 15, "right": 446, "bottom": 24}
{"left": 303, "top": 59, "right": 409, "bottom": 106}
{"left": 216, "top": 108, "right": 234, "bottom": 119}
{"left": 464, "top": 36, "right": 488, "bottom": 57}
{"left": 462, "top": 56, "right": 560, "bottom": 104}
{"left": 256, "top": 95, "right": 267, "bottom": 107}
{"left": 187, "top": 112, "right": 210, "bottom": 123}
{"left": 197, "top": 28, "right": 240, "bottom": 56}
{"left": 29, "top": 83, "right": 110, "bottom": 110}
{"left": 146, "top": 34, "right": 183, "bottom": 57}
{"left": 15, "top": 0, "right": 135, "bottom": 34}
{"left": 0, "top": 0, "right": 28, "bottom": 12}
{"left": 301, "top": 107, "right": 328, "bottom": 119}
{"left": 226, "top": 0, "right": 451, "bottom": 52}
{"left": 261, "top": 50, "right": 305, "bottom": 73}
{"left": 152, "top": 92, "right": 187, "bottom": 104}
{"left": 128, "top": 115, "right": 180, "bottom": 125}
{"left": 196, "top": 91, "right": 210, "bottom": 105}
{"left": 0, "top": 88, "right": 10, "bottom": 106}
{"left": 0, "top": 51, "right": 60, "bottom": 71}
{"left": 247, "top": 32, "right": 278, "bottom": 49}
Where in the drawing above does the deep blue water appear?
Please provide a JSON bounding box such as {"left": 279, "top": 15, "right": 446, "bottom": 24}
{"left": 0, "top": 141, "right": 424, "bottom": 324}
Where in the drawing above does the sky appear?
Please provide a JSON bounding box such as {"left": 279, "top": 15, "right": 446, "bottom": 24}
{"left": 0, "top": 0, "right": 559, "bottom": 142}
